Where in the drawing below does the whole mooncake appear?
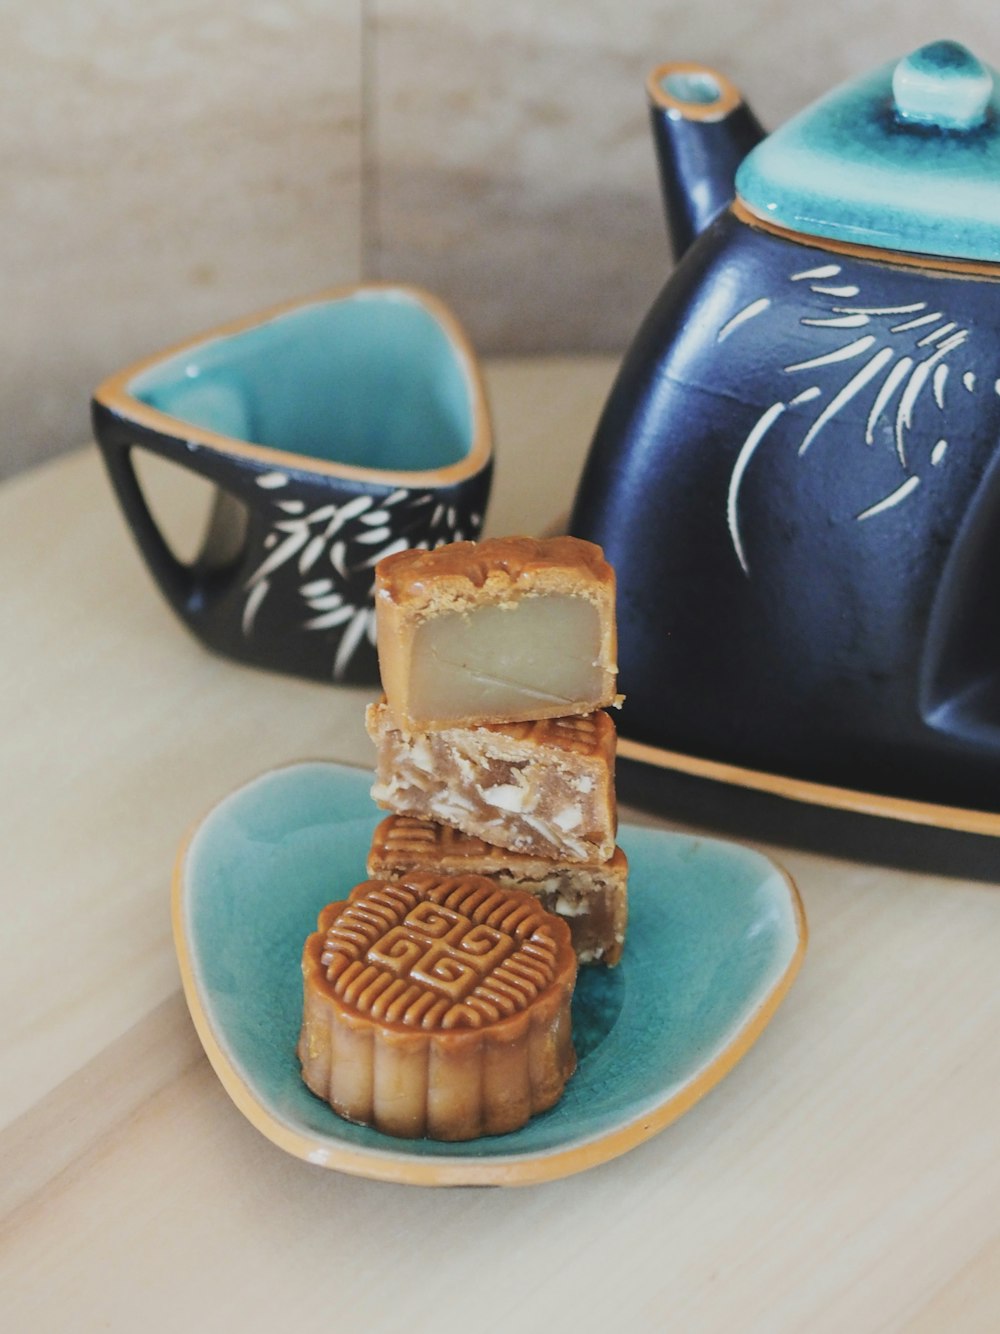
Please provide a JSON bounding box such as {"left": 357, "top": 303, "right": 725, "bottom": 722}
{"left": 298, "top": 873, "right": 578, "bottom": 1140}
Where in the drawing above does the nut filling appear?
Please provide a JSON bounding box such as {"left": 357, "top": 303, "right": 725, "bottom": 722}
{"left": 367, "top": 702, "right": 617, "bottom": 862}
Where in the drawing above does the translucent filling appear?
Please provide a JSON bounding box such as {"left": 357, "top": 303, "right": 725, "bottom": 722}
{"left": 407, "top": 594, "right": 603, "bottom": 723}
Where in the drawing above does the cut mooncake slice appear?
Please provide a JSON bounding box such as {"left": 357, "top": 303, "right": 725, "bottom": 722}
{"left": 366, "top": 699, "right": 617, "bottom": 863}
{"left": 374, "top": 535, "right": 618, "bottom": 729}
{"left": 298, "top": 873, "right": 577, "bottom": 1140}
{"left": 368, "top": 815, "right": 628, "bottom": 966}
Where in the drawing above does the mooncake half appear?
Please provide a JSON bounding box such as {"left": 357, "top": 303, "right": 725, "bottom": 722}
{"left": 374, "top": 535, "right": 618, "bottom": 729}
{"left": 298, "top": 873, "right": 577, "bottom": 1140}
{"left": 367, "top": 700, "right": 617, "bottom": 863}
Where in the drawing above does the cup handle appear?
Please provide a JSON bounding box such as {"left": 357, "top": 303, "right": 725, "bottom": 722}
{"left": 91, "top": 401, "right": 246, "bottom": 618}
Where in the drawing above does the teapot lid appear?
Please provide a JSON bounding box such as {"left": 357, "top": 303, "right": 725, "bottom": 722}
{"left": 735, "top": 41, "right": 1000, "bottom": 262}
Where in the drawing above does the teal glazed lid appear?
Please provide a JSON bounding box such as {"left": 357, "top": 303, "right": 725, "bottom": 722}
{"left": 736, "top": 41, "right": 1000, "bottom": 262}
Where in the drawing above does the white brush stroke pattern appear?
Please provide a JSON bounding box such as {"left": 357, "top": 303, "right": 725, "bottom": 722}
{"left": 798, "top": 347, "right": 894, "bottom": 457}
{"left": 727, "top": 402, "right": 786, "bottom": 576}
{"left": 241, "top": 489, "right": 477, "bottom": 678}
{"left": 792, "top": 265, "right": 842, "bottom": 281}
{"left": 856, "top": 475, "right": 921, "bottom": 520}
{"left": 722, "top": 262, "right": 978, "bottom": 577}
{"left": 718, "top": 298, "right": 771, "bottom": 343}
{"left": 784, "top": 335, "right": 877, "bottom": 373}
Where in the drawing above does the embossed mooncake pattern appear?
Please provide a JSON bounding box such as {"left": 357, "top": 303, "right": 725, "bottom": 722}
{"left": 298, "top": 873, "right": 577, "bottom": 1140}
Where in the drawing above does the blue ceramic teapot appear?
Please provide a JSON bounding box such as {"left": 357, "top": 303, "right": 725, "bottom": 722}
{"left": 570, "top": 42, "right": 1000, "bottom": 814}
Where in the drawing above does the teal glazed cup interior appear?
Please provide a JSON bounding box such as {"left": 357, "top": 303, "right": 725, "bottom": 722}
{"left": 91, "top": 284, "right": 493, "bottom": 685}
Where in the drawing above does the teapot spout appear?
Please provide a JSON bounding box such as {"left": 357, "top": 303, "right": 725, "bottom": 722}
{"left": 648, "top": 63, "right": 765, "bottom": 261}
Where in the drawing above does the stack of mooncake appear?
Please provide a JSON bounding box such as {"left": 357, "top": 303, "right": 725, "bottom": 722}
{"left": 364, "top": 534, "right": 628, "bottom": 965}
{"left": 297, "top": 534, "right": 622, "bottom": 1142}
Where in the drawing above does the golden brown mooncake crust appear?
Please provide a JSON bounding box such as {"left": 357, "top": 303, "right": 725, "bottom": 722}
{"left": 460, "top": 709, "right": 617, "bottom": 758}
{"left": 368, "top": 815, "right": 629, "bottom": 966}
{"left": 375, "top": 535, "right": 614, "bottom": 614}
{"left": 368, "top": 699, "right": 617, "bottom": 757}
{"left": 298, "top": 873, "right": 577, "bottom": 1140}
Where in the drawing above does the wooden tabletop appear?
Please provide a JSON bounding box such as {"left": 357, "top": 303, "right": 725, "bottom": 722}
{"left": 3, "top": 358, "right": 999, "bottom": 1333}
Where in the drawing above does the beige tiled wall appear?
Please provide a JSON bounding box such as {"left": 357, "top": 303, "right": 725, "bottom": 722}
{"left": 6, "top": 1, "right": 1000, "bottom": 477}
{"left": 3, "top": 0, "right": 361, "bottom": 478}
{"left": 368, "top": 0, "right": 1000, "bottom": 354}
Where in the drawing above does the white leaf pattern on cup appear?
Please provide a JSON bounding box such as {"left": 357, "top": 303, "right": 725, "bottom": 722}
{"left": 243, "top": 490, "right": 473, "bottom": 677}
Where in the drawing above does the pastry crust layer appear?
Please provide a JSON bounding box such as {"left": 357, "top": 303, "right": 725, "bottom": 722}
{"left": 376, "top": 535, "right": 614, "bottom": 613}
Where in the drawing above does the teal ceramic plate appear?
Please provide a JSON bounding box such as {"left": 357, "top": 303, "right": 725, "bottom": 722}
{"left": 173, "top": 761, "right": 806, "bottom": 1186}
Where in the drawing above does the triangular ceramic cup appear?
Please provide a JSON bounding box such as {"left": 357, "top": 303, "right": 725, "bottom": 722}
{"left": 92, "top": 283, "right": 493, "bottom": 684}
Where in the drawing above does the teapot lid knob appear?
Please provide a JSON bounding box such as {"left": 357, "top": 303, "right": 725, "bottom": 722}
{"left": 892, "top": 40, "right": 993, "bottom": 130}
